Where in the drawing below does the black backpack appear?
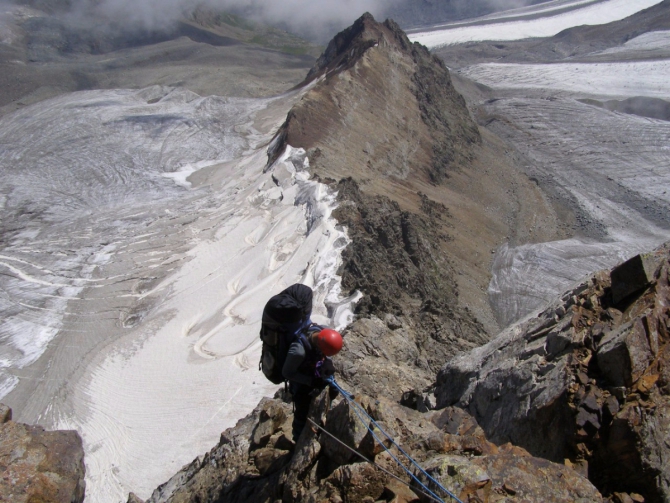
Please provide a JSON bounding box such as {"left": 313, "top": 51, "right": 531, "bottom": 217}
{"left": 259, "top": 284, "right": 313, "bottom": 384}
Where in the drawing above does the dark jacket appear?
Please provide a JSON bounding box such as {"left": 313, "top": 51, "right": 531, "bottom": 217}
{"left": 282, "top": 335, "right": 328, "bottom": 387}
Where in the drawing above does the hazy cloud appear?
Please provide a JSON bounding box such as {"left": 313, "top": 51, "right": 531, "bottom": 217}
{"left": 56, "top": 0, "right": 398, "bottom": 40}
{"left": 216, "top": 0, "right": 408, "bottom": 41}
{"left": 25, "top": 0, "right": 551, "bottom": 42}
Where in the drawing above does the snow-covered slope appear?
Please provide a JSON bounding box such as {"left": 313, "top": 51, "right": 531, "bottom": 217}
{"left": 409, "top": 0, "right": 664, "bottom": 47}
{"left": 0, "top": 85, "right": 356, "bottom": 501}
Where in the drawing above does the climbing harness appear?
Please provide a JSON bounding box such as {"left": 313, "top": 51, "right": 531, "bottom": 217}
{"left": 320, "top": 377, "right": 465, "bottom": 503}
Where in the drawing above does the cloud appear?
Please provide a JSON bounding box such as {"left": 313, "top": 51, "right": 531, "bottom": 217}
{"left": 30, "top": 0, "right": 551, "bottom": 42}
{"left": 53, "top": 0, "right": 397, "bottom": 40}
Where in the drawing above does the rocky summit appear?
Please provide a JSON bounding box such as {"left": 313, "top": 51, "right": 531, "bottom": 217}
{"left": 138, "top": 390, "right": 602, "bottom": 503}
{"left": 134, "top": 247, "right": 670, "bottom": 503}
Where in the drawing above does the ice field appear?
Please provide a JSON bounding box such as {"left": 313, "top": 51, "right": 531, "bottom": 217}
{"left": 460, "top": 60, "right": 670, "bottom": 99}
{"left": 454, "top": 27, "right": 670, "bottom": 326}
{"left": 408, "top": 0, "right": 665, "bottom": 47}
{"left": 0, "top": 85, "right": 356, "bottom": 501}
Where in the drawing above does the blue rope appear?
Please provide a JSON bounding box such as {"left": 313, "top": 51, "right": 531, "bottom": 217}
{"left": 327, "top": 378, "right": 465, "bottom": 503}
{"left": 337, "top": 387, "right": 446, "bottom": 503}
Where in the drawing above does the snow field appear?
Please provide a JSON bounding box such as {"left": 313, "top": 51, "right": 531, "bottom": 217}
{"left": 409, "top": 0, "right": 664, "bottom": 47}
{"left": 0, "top": 86, "right": 357, "bottom": 502}
{"left": 459, "top": 60, "right": 670, "bottom": 100}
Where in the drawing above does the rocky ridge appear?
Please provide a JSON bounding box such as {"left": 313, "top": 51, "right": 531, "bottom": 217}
{"left": 268, "top": 12, "right": 563, "bottom": 391}
{"left": 436, "top": 243, "right": 670, "bottom": 502}
{"left": 136, "top": 388, "right": 602, "bottom": 503}
{"left": 265, "top": 13, "right": 492, "bottom": 396}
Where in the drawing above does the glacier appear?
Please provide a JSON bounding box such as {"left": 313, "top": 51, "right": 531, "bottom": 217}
{"left": 0, "top": 84, "right": 356, "bottom": 501}
{"left": 408, "top": 0, "right": 665, "bottom": 47}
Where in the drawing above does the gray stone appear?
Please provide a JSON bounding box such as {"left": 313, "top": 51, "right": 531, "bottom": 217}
{"left": 322, "top": 396, "right": 377, "bottom": 465}
{"left": 597, "top": 321, "right": 652, "bottom": 388}
{"left": 0, "top": 403, "right": 11, "bottom": 424}
{"left": 546, "top": 326, "right": 573, "bottom": 357}
{"left": 580, "top": 392, "right": 600, "bottom": 414}
{"left": 610, "top": 253, "right": 660, "bottom": 304}
{"left": 384, "top": 313, "right": 403, "bottom": 330}
{"left": 576, "top": 408, "right": 601, "bottom": 431}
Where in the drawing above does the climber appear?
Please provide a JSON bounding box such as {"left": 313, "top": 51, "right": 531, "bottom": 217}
{"left": 284, "top": 326, "right": 343, "bottom": 441}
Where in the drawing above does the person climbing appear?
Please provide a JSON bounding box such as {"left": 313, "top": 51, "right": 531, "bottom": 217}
{"left": 258, "top": 283, "right": 343, "bottom": 441}
{"left": 283, "top": 325, "right": 343, "bottom": 441}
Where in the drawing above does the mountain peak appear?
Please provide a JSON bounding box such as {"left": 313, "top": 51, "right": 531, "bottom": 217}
{"left": 306, "top": 13, "right": 413, "bottom": 82}
{"left": 272, "top": 12, "right": 480, "bottom": 185}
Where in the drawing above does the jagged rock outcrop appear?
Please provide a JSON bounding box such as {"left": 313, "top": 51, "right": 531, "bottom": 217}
{"left": 0, "top": 403, "right": 86, "bottom": 502}
{"left": 435, "top": 243, "right": 670, "bottom": 502}
{"left": 138, "top": 390, "right": 602, "bottom": 503}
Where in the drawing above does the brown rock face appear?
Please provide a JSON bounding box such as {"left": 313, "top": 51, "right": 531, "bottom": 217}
{"left": 0, "top": 404, "right": 86, "bottom": 503}
{"left": 141, "top": 391, "right": 602, "bottom": 503}
{"left": 272, "top": 12, "right": 480, "bottom": 184}
{"left": 435, "top": 243, "right": 670, "bottom": 502}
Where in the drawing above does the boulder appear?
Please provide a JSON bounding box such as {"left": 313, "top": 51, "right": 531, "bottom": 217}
{"left": 610, "top": 252, "right": 662, "bottom": 304}
{"left": 0, "top": 403, "right": 11, "bottom": 423}
{"left": 0, "top": 404, "right": 86, "bottom": 503}
{"left": 251, "top": 447, "right": 292, "bottom": 476}
{"left": 250, "top": 400, "right": 287, "bottom": 449}
{"left": 322, "top": 395, "right": 396, "bottom": 465}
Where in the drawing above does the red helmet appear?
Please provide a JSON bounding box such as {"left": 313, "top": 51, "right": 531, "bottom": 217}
{"left": 314, "top": 328, "right": 343, "bottom": 356}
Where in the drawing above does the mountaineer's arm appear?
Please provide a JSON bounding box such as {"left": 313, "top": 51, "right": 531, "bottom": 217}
{"left": 282, "top": 341, "right": 313, "bottom": 386}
